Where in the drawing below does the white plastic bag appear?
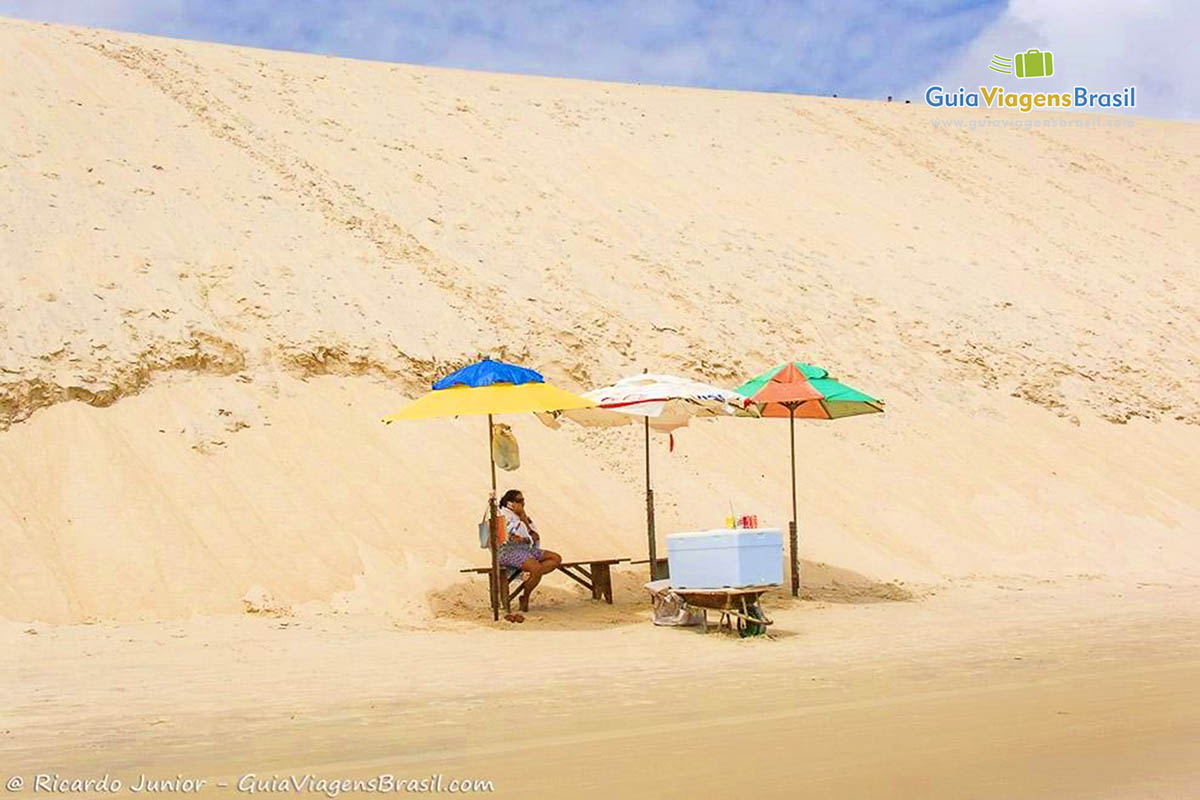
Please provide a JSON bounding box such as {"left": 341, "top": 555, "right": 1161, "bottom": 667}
{"left": 478, "top": 503, "right": 507, "bottom": 549}
{"left": 491, "top": 423, "right": 520, "bottom": 471}
{"left": 644, "top": 580, "right": 704, "bottom": 627}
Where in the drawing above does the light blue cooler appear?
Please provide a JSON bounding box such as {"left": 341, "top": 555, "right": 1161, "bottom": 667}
{"left": 667, "top": 529, "right": 784, "bottom": 589}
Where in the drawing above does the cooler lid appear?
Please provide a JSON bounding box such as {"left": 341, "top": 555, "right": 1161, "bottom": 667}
{"left": 667, "top": 529, "right": 783, "bottom": 551}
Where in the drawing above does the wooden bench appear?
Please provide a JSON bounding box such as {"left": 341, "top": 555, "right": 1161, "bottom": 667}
{"left": 460, "top": 558, "right": 629, "bottom": 605}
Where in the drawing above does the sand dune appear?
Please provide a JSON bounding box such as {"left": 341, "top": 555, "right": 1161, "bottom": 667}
{"left": 1, "top": 17, "right": 1198, "bottom": 625}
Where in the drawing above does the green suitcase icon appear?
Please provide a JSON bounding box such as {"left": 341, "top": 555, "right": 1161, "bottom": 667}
{"left": 1014, "top": 48, "right": 1053, "bottom": 78}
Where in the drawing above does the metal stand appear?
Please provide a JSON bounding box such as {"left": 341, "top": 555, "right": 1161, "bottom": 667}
{"left": 789, "top": 520, "right": 799, "bottom": 597}
{"left": 788, "top": 405, "right": 800, "bottom": 596}
{"left": 487, "top": 413, "right": 508, "bottom": 620}
{"left": 645, "top": 416, "right": 663, "bottom": 580}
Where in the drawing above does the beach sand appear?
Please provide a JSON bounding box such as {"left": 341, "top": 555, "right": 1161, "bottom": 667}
{"left": 6, "top": 579, "right": 1199, "bottom": 798}
{"left": 1, "top": 15, "right": 1198, "bottom": 798}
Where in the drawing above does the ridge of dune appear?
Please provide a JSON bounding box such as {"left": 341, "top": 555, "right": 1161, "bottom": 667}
{"left": 1, "top": 17, "right": 1198, "bottom": 624}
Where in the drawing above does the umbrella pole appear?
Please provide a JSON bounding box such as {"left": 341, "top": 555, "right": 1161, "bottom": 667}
{"left": 645, "top": 416, "right": 658, "bottom": 580}
{"left": 488, "top": 414, "right": 506, "bottom": 620}
{"left": 789, "top": 406, "right": 799, "bottom": 597}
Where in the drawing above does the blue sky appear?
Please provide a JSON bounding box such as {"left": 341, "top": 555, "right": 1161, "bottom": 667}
{"left": 2, "top": 1, "right": 1195, "bottom": 117}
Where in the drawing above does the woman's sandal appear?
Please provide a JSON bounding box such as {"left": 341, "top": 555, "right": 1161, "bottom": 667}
{"left": 504, "top": 613, "right": 525, "bottom": 623}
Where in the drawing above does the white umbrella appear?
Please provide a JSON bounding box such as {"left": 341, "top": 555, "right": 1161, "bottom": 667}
{"left": 542, "top": 373, "right": 757, "bottom": 578}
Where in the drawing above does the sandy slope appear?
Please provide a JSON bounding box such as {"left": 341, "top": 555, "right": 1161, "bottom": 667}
{"left": 1, "top": 17, "right": 1198, "bottom": 625}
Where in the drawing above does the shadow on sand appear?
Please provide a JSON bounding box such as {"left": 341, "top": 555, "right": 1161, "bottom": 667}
{"left": 428, "top": 559, "right": 914, "bottom": 629}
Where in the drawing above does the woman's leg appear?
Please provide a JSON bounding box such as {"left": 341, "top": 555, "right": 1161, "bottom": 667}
{"left": 518, "top": 557, "right": 544, "bottom": 611}
{"left": 538, "top": 549, "right": 562, "bottom": 571}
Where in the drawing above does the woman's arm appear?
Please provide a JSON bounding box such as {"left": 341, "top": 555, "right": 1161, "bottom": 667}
{"left": 502, "top": 508, "right": 532, "bottom": 542}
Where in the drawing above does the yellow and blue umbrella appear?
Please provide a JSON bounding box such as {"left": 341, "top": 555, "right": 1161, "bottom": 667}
{"left": 384, "top": 367, "right": 596, "bottom": 421}
{"left": 383, "top": 358, "right": 595, "bottom": 619}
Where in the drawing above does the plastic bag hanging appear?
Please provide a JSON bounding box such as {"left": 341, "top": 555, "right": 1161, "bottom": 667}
{"left": 491, "top": 423, "right": 520, "bottom": 471}
{"left": 478, "top": 505, "right": 506, "bottom": 548}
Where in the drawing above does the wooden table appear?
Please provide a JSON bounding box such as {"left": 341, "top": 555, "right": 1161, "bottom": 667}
{"left": 460, "top": 558, "right": 629, "bottom": 605}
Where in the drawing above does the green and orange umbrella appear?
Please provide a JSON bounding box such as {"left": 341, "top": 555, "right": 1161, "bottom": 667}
{"left": 734, "top": 362, "right": 884, "bottom": 596}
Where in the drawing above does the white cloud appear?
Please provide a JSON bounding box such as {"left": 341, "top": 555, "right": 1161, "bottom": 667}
{"left": 0, "top": 0, "right": 1001, "bottom": 100}
{"left": 914, "top": 0, "right": 1200, "bottom": 118}
{"left": 8, "top": 1, "right": 1195, "bottom": 117}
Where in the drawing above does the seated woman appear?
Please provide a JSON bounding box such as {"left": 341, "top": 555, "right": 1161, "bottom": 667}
{"left": 497, "top": 489, "right": 563, "bottom": 614}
